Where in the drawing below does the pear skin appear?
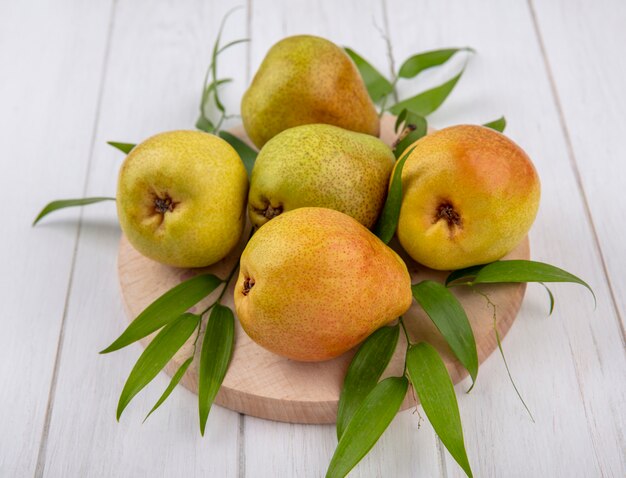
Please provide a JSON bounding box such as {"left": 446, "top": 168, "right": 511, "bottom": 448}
{"left": 396, "top": 125, "right": 540, "bottom": 270}
{"left": 234, "top": 208, "right": 412, "bottom": 362}
{"left": 241, "top": 35, "right": 380, "bottom": 149}
{"left": 248, "top": 124, "right": 394, "bottom": 229}
{"left": 117, "top": 131, "right": 248, "bottom": 268}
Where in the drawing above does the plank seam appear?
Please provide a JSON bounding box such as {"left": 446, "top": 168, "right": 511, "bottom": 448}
{"left": 237, "top": 413, "right": 246, "bottom": 478}
{"left": 435, "top": 437, "right": 450, "bottom": 478}
{"left": 239, "top": 2, "right": 252, "bottom": 475}
{"left": 527, "top": 0, "right": 626, "bottom": 346}
{"left": 33, "top": 1, "right": 118, "bottom": 476}
{"left": 564, "top": 334, "right": 606, "bottom": 477}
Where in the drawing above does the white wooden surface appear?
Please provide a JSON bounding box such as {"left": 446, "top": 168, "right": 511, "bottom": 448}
{"left": 1, "top": 0, "right": 624, "bottom": 476}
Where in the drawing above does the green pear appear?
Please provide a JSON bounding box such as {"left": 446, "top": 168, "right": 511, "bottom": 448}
{"left": 116, "top": 130, "right": 248, "bottom": 268}
{"left": 248, "top": 124, "right": 394, "bottom": 229}
{"left": 233, "top": 207, "right": 412, "bottom": 362}
{"left": 241, "top": 35, "right": 380, "bottom": 149}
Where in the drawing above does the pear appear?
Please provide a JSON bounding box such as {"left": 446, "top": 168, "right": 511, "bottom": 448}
{"left": 248, "top": 124, "right": 394, "bottom": 229}
{"left": 241, "top": 35, "right": 380, "bottom": 149}
{"left": 396, "top": 125, "right": 540, "bottom": 270}
{"left": 116, "top": 130, "right": 248, "bottom": 268}
{"left": 233, "top": 207, "right": 412, "bottom": 362}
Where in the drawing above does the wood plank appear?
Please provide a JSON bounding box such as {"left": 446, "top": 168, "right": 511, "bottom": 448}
{"left": 0, "top": 0, "right": 113, "bottom": 475}
{"left": 530, "top": 0, "right": 626, "bottom": 334}
{"left": 243, "top": 0, "right": 443, "bottom": 475}
{"left": 40, "top": 1, "right": 248, "bottom": 476}
{"left": 385, "top": 0, "right": 626, "bottom": 476}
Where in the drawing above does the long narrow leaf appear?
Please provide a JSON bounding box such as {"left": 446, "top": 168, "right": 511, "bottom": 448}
{"left": 336, "top": 325, "right": 399, "bottom": 439}
{"left": 398, "top": 47, "right": 473, "bottom": 79}
{"left": 444, "top": 265, "right": 485, "bottom": 287}
{"left": 326, "top": 377, "right": 408, "bottom": 478}
{"left": 107, "top": 141, "right": 136, "bottom": 154}
{"left": 33, "top": 197, "right": 115, "bottom": 225}
{"left": 483, "top": 116, "right": 506, "bottom": 132}
{"left": 117, "top": 313, "right": 200, "bottom": 420}
{"left": 143, "top": 356, "right": 193, "bottom": 422}
{"left": 449, "top": 260, "right": 595, "bottom": 306}
{"left": 196, "top": 116, "right": 215, "bottom": 133}
{"left": 199, "top": 304, "right": 235, "bottom": 435}
{"left": 388, "top": 66, "right": 467, "bottom": 116}
{"left": 373, "top": 146, "right": 416, "bottom": 244}
{"left": 217, "top": 38, "right": 250, "bottom": 55}
{"left": 406, "top": 343, "right": 473, "bottom": 477}
{"left": 411, "top": 281, "right": 478, "bottom": 388}
{"left": 218, "top": 131, "right": 258, "bottom": 178}
{"left": 344, "top": 47, "right": 394, "bottom": 103}
{"left": 540, "top": 283, "right": 555, "bottom": 315}
{"left": 101, "top": 273, "right": 222, "bottom": 353}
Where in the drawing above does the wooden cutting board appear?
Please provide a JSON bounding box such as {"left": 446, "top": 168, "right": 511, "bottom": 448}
{"left": 117, "top": 116, "right": 529, "bottom": 424}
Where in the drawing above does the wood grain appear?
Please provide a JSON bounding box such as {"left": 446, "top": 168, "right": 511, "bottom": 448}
{"left": 39, "top": 1, "right": 247, "bottom": 476}
{"left": 0, "top": 1, "right": 113, "bottom": 476}
{"left": 386, "top": 0, "right": 626, "bottom": 476}
{"left": 117, "top": 115, "right": 529, "bottom": 424}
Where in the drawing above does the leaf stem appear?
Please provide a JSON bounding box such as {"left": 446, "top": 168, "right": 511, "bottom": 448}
{"left": 398, "top": 316, "right": 411, "bottom": 374}
{"left": 472, "top": 287, "right": 535, "bottom": 421}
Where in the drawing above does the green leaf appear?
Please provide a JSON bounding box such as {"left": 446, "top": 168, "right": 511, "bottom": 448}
{"left": 117, "top": 313, "right": 200, "bottom": 420}
{"left": 483, "top": 116, "right": 506, "bottom": 132}
{"left": 197, "top": 7, "right": 245, "bottom": 132}
{"left": 217, "top": 38, "right": 250, "bottom": 55}
{"left": 397, "top": 47, "right": 473, "bottom": 79}
{"left": 393, "top": 110, "right": 427, "bottom": 159}
{"left": 196, "top": 115, "right": 215, "bottom": 133}
{"left": 394, "top": 109, "right": 407, "bottom": 133}
{"left": 204, "top": 78, "right": 233, "bottom": 115}
{"left": 199, "top": 304, "right": 235, "bottom": 435}
{"left": 540, "top": 283, "right": 555, "bottom": 315}
{"left": 411, "top": 280, "right": 478, "bottom": 388}
{"left": 448, "top": 260, "right": 595, "bottom": 305}
{"left": 336, "top": 325, "right": 399, "bottom": 439}
{"left": 101, "top": 273, "right": 222, "bottom": 354}
{"left": 344, "top": 47, "right": 394, "bottom": 103}
{"left": 32, "top": 197, "right": 115, "bottom": 226}
{"left": 406, "top": 343, "right": 473, "bottom": 477}
{"left": 326, "top": 377, "right": 408, "bottom": 478}
{"left": 143, "top": 356, "right": 193, "bottom": 422}
{"left": 388, "top": 65, "right": 467, "bottom": 116}
{"left": 444, "top": 265, "right": 485, "bottom": 287}
{"left": 373, "top": 146, "right": 416, "bottom": 244}
{"left": 107, "top": 141, "right": 136, "bottom": 154}
{"left": 218, "top": 131, "right": 258, "bottom": 178}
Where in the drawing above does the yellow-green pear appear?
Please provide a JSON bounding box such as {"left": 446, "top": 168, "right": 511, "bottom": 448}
{"left": 241, "top": 35, "right": 380, "bottom": 149}
{"left": 248, "top": 124, "right": 394, "bottom": 229}
{"left": 396, "top": 125, "right": 540, "bottom": 270}
{"left": 234, "top": 207, "right": 412, "bottom": 362}
{"left": 116, "top": 130, "right": 248, "bottom": 268}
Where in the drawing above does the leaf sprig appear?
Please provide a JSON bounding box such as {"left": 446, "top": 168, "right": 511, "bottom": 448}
{"left": 195, "top": 7, "right": 249, "bottom": 135}
{"left": 108, "top": 260, "right": 241, "bottom": 428}
{"left": 345, "top": 46, "right": 473, "bottom": 119}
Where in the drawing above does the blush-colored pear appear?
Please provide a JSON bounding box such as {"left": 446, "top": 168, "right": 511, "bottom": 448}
{"left": 396, "top": 125, "right": 540, "bottom": 270}
{"left": 234, "top": 207, "right": 412, "bottom": 362}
